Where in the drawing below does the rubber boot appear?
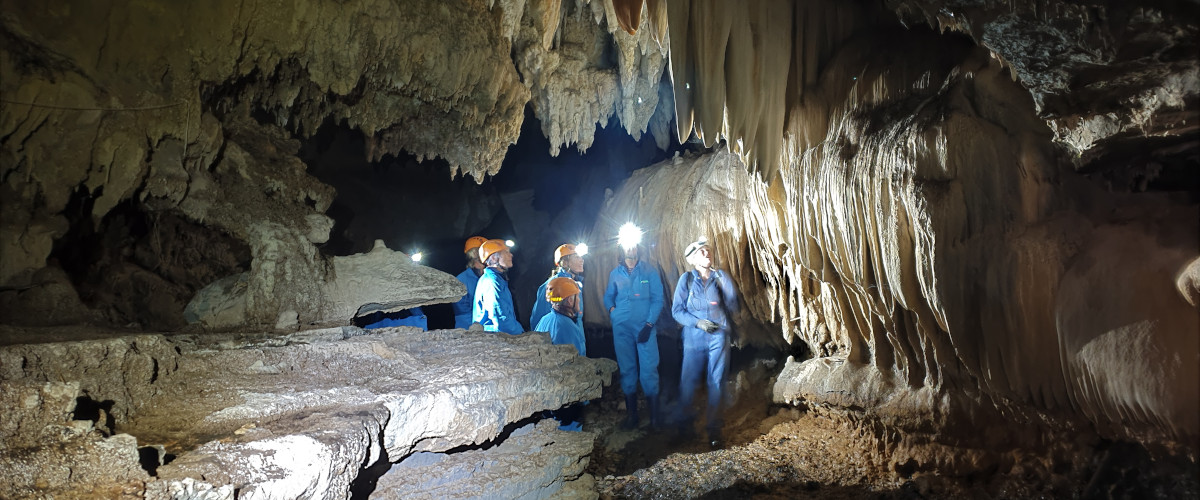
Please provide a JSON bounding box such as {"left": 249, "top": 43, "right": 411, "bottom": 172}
{"left": 648, "top": 395, "right": 663, "bottom": 430}
{"left": 621, "top": 395, "right": 639, "bottom": 430}
{"left": 708, "top": 427, "right": 722, "bottom": 449}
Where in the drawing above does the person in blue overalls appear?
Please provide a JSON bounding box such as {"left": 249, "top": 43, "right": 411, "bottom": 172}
{"left": 671, "top": 238, "right": 738, "bottom": 448}
{"left": 535, "top": 277, "right": 588, "bottom": 431}
{"left": 604, "top": 242, "right": 665, "bottom": 429}
{"left": 473, "top": 239, "right": 524, "bottom": 334}
{"left": 529, "top": 243, "right": 585, "bottom": 329}
{"left": 453, "top": 236, "right": 488, "bottom": 329}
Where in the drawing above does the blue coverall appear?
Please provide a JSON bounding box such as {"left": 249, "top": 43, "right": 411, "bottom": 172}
{"left": 535, "top": 308, "right": 587, "bottom": 431}
{"left": 530, "top": 271, "right": 584, "bottom": 329}
{"left": 535, "top": 308, "right": 587, "bottom": 358}
{"left": 453, "top": 267, "right": 482, "bottom": 329}
{"left": 604, "top": 261, "right": 664, "bottom": 398}
{"left": 671, "top": 269, "right": 738, "bottom": 434}
{"left": 473, "top": 267, "right": 524, "bottom": 334}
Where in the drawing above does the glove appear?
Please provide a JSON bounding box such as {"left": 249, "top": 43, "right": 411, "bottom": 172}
{"left": 696, "top": 319, "right": 719, "bottom": 333}
{"left": 637, "top": 323, "right": 653, "bottom": 343}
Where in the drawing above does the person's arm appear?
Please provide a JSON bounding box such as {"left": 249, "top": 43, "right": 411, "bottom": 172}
{"left": 717, "top": 270, "right": 738, "bottom": 312}
{"left": 474, "top": 275, "right": 497, "bottom": 324}
{"left": 603, "top": 270, "right": 618, "bottom": 312}
{"left": 671, "top": 272, "right": 701, "bottom": 327}
{"left": 646, "top": 269, "right": 665, "bottom": 325}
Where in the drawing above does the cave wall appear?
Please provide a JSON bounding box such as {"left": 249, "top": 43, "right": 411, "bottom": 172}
{"left": 1, "top": 0, "right": 673, "bottom": 329}
{"left": 2, "top": 0, "right": 1196, "bottom": 460}
{"left": 595, "top": 25, "right": 1197, "bottom": 454}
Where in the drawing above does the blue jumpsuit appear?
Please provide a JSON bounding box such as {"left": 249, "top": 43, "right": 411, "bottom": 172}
{"left": 473, "top": 267, "right": 524, "bottom": 334}
{"left": 604, "top": 261, "right": 664, "bottom": 398}
{"left": 671, "top": 269, "right": 738, "bottom": 434}
{"left": 535, "top": 309, "right": 587, "bottom": 357}
{"left": 530, "top": 271, "right": 583, "bottom": 329}
{"left": 453, "top": 267, "right": 482, "bottom": 329}
{"left": 535, "top": 309, "right": 587, "bottom": 431}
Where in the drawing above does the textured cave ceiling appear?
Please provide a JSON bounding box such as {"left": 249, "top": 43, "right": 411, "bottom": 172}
{"left": 1, "top": 0, "right": 1197, "bottom": 464}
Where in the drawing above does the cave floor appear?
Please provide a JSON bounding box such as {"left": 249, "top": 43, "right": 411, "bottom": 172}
{"left": 581, "top": 380, "right": 917, "bottom": 499}
{"left": 579, "top": 379, "right": 1199, "bottom": 500}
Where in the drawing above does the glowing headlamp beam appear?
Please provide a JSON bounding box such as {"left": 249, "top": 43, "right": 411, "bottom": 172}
{"left": 617, "top": 223, "right": 643, "bottom": 250}
{"left": 505, "top": 239, "right": 516, "bottom": 248}
{"left": 575, "top": 242, "right": 589, "bottom": 256}
{"left": 410, "top": 252, "right": 424, "bottom": 263}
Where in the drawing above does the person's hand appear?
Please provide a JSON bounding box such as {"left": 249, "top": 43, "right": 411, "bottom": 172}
{"left": 696, "top": 319, "right": 719, "bottom": 333}
{"left": 637, "top": 323, "right": 653, "bottom": 343}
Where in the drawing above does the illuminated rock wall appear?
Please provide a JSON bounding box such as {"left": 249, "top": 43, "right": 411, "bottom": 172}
{"left": 593, "top": 29, "right": 1198, "bottom": 453}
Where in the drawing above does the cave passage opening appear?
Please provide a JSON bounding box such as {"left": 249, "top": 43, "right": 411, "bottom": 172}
{"left": 300, "top": 104, "right": 685, "bottom": 331}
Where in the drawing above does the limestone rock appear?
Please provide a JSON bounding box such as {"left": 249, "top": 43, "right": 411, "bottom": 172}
{"left": 598, "top": 36, "right": 1198, "bottom": 452}
{"left": 327, "top": 240, "right": 466, "bottom": 318}
{"left": 0, "top": 381, "right": 151, "bottom": 498}
{"left": 184, "top": 273, "right": 250, "bottom": 329}
{"left": 1, "top": 327, "right": 615, "bottom": 497}
{"left": 373, "top": 421, "right": 597, "bottom": 499}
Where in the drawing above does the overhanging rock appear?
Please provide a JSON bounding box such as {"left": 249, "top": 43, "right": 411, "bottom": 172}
{"left": 1, "top": 326, "right": 616, "bottom": 498}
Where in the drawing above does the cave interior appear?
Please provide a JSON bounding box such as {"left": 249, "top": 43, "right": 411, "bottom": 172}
{"left": 0, "top": 0, "right": 1197, "bottom": 498}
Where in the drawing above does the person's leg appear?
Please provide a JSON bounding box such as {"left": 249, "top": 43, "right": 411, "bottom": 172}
{"left": 677, "top": 329, "right": 704, "bottom": 426}
{"left": 637, "top": 329, "right": 662, "bottom": 427}
{"left": 705, "top": 333, "right": 730, "bottom": 444}
{"left": 612, "top": 324, "right": 641, "bottom": 428}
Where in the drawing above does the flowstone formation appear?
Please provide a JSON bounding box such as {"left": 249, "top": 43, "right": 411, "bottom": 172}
{"left": 593, "top": 25, "right": 1197, "bottom": 481}
{"left": 0, "top": 326, "right": 616, "bottom": 498}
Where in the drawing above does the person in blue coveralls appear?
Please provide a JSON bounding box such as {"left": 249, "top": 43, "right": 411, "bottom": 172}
{"left": 529, "top": 243, "right": 586, "bottom": 329}
{"left": 472, "top": 239, "right": 524, "bottom": 334}
{"left": 604, "top": 224, "right": 665, "bottom": 430}
{"left": 453, "top": 236, "right": 489, "bottom": 329}
{"left": 534, "top": 277, "right": 588, "bottom": 431}
{"left": 671, "top": 238, "right": 738, "bottom": 448}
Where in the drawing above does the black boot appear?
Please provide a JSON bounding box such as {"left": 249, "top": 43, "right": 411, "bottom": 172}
{"left": 708, "top": 427, "right": 722, "bottom": 449}
{"left": 621, "top": 395, "right": 639, "bottom": 430}
{"left": 647, "top": 395, "right": 663, "bottom": 429}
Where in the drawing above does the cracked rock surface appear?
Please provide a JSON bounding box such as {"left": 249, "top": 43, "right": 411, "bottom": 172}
{"left": 0, "top": 326, "right": 616, "bottom": 498}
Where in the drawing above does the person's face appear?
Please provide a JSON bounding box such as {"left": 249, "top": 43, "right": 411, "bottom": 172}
{"left": 691, "top": 246, "right": 712, "bottom": 269}
{"left": 623, "top": 246, "right": 638, "bottom": 267}
{"left": 565, "top": 253, "right": 584, "bottom": 274}
{"left": 497, "top": 249, "right": 514, "bottom": 268}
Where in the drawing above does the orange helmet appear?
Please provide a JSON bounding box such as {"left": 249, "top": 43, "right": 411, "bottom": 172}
{"left": 464, "top": 236, "right": 488, "bottom": 254}
{"left": 553, "top": 244, "right": 577, "bottom": 264}
{"left": 478, "top": 239, "right": 510, "bottom": 262}
{"left": 546, "top": 277, "right": 581, "bottom": 302}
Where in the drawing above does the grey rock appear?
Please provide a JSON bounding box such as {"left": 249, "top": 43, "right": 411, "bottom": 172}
{"left": 0, "top": 328, "right": 615, "bottom": 498}
{"left": 373, "top": 420, "right": 598, "bottom": 500}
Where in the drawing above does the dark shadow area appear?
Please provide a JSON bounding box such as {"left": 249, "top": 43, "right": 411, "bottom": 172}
{"left": 72, "top": 396, "right": 115, "bottom": 434}
{"left": 44, "top": 192, "right": 251, "bottom": 331}
{"left": 349, "top": 432, "right": 392, "bottom": 499}
{"left": 137, "top": 446, "right": 168, "bottom": 476}
{"left": 696, "top": 479, "right": 931, "bottom": 500}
